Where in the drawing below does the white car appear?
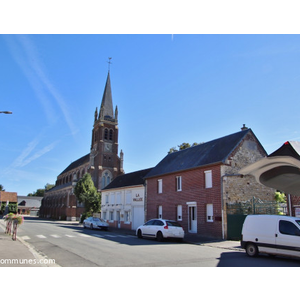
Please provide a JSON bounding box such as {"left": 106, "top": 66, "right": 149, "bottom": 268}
{"left": 136, "top": 219, "right": 184, "bottom": 242}
{"left": 83, "top": 217, "right": 109, "bottom": 231}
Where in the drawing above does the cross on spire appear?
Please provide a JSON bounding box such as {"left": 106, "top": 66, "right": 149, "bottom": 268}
{"left": 107, "top": 57, "right": 112, "bottom": 72}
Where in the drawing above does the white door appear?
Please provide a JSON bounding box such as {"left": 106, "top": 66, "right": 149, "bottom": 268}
{"left": 188, "top": 205, "right": 197, "bottom": 233}
{"left": 132, "top": 206, "right": 144, "bottom": 230}
{"left": 116, "top": 211, "right": 121, "bottom": 228}
{"left": 276, "top": 219, "right": 300, "bottom": 258}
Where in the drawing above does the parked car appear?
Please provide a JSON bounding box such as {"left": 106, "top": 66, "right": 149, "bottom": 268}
{"left": 136, "top": 219, "right": 184, "bottom": 242}
{"left": 83, "top": 217, "right": 109, "bottom": 231}
{"left": 241, "top": 214, "right": 300, "bottom": 259}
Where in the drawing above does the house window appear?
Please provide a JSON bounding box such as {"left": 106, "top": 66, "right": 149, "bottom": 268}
{"left": 177, "top": 205, "right": 182, "bottom": 221}
{"left": 110, "top": 193, "right": 115, "bottom": 205}
{"left": 124, "top": 211, "right": 131, "bottom": 223}
{"left": 176, "top": 176, "right": 182, "bottom": 191}
{"left": 116, "top": 192, "right": 121, "bottom": 205}
{"left": 205, "top": 170, "right": 212, "bottom": 188}
{"left": 105, "top": 194, "right": 109, "bottom": 204}
{"left": 109, "top": 211, "right": 114, "bottom": 222}
{"left": 102, "top": 211, "right": 107, "bottom": 221}
{"left": 207, "top": 204, "right": 213, "bottom": 222}
{"left": 158, "top": 179, "right": 163, "bottom": 194}
{"left": 126, "top": 191, "right": 132, "bottom": 204}
{"left": 158, "top": 205, "right": 163, "bottom": 219}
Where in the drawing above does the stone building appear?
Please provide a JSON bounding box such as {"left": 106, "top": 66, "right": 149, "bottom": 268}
{"left": 144, "top": 126, "right": 275, "bottom": 239}
{"left": 40, "top": 71, "right": 124, "bottom": 221}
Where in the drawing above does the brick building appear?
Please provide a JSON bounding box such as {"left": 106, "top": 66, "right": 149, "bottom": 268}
{"left": 144, "top": 127, "right": 275, "bottom": 239}
{"left": 40, "top": 71, "right": 124, "bottom": 221}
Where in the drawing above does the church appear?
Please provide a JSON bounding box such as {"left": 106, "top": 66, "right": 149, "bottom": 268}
{"left": 40, "top": 71, "right": 124, "bottom": 221}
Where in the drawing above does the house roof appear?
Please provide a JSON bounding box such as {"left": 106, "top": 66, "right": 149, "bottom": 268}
{"left": 145, "top": 129, "right": 255, "bottom": 178}
{"left": 59, "top": 153, "right": 90, "bottom": 176}
{"left": 102, "top": 168, "right": 153, "bottom": 190}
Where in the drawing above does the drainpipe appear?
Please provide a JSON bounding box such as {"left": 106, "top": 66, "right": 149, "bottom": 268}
{"left": 221, "top": 173, "right": 243, "bottom": 240}
{"left": 288, "top": 194, "right": 292, "bottom": 216}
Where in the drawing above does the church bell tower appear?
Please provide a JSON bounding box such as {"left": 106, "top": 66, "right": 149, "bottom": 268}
{"left": 89, "top": 69, "right": 124, "bottom": 191}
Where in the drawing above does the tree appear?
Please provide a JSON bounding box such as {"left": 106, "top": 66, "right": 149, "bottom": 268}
{"left": 168, "top": 142, "right": 200, "bottom": 154}
{"left": 74, "top": 173, "right": 101, "bottom": 216}
{"left": 27, "top": 183, "right": 55, "bottom": 197}
{"left": 0, "top": 184, "right": 5, "bottom": 191}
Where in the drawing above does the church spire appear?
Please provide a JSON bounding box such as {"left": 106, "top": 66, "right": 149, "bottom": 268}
{"left": 99, "top": 71, "right": 114, "bottom": 120}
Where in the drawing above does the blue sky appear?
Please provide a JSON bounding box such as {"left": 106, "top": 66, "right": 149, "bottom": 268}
{"left": 1, "top": 34, "right": 300, "bottom": 195}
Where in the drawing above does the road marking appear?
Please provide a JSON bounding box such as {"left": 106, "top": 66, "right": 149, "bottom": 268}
{"left": 36, "top": 235, "right": 46, "bottom": 239}
{"left": 65, "top": 234, "right": 75, "bottom": 238}
{"left": 116, "top": 235, "right": 130, "bottom": 238}
{"left": 50, "top": 234, "right": 60, "bottom": 238}
{"left": 21, "top": 236, "right": 31, "bottom": 240}
{"left": 104, "top": 235, "right": 116, "bottom": 238}
{"left": 78, "top": 233, "right": 92, "bottom": 238}
{"left": 92, "top": 234, "right": 102, "bottom": 238}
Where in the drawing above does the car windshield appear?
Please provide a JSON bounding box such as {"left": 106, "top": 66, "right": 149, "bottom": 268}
{"left": 93, "top": 218, "right": 100, "bottom": 222}
{"left": 296, "top": 220, "right": 300, "bottom": 227}
{"left": 166, "top": 221, "right": 181, "bottom": 227}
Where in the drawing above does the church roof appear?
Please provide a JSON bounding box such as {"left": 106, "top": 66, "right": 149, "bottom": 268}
{"left": 59, "top": 153, "right": 90, "bottom": 175}
{"left": 102, "top": 168, "right": 153, "bottom": 190}
{"left": 145, "top": 129, "right": 257, "bottom": 178}
{"left": 99, "top": 72, "right": 114, "bottom": 119}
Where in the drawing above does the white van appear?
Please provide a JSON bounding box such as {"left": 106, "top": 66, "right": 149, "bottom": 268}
{"left": 241, "top": 215, "right": 300, "bottom": 259}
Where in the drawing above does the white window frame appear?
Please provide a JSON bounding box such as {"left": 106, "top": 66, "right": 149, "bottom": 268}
{"left": 176, "top": 176, "right": 182, "bottom": 191}
{"left": 124, "top": 211, "right": 131, "bottom": 223}
{"left": 158, "top": 179, "right": 163, "bottom": 194}
{"left": 109, "top": 211, "right": 114, "bottom": 222}
{"left": 204, "top": 170, "right": 212, "bottom": 189}
{"left": 177, "top": 205, "right": 182, "bottom": 221}
{"left": 206, "top": 203, "right": 213, "bottom": 222}
{"left": 158, "top": 205, "right": 163, "bottom": 219}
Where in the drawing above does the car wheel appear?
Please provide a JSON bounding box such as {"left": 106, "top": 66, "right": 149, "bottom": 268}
{"left": 90, "top": 224, "right": 93, "bottom": 230}
{"left": 137, "top": 229, "right": 143, "bottom": 239}
{"left": 156, "top": 231, "right": 164, "bottom": 242}
{"left": 245, "top": 243, "right": 258, "bottom": 257}
{"left": 83, "top": 223, "right": 86, "bottom": 229}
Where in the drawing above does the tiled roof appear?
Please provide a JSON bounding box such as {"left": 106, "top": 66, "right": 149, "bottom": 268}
{"left": 102, "top": 168, "right": 153, "bottom": 190}
{"left": 145, "top": 129, "right": 254, "bottom": 178}
{"left": 59, "top": 153, "right": 90, "bottom": 175}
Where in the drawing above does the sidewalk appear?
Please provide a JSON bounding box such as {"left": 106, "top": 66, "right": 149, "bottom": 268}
{"left": 0, "top": 220, "right": 60, "bottom": 267}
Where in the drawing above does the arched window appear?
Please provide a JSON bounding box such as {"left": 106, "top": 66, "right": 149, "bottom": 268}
{"left": 102, "top": 171, "right": 112, "bottom": 189}
{"left": 104, "top": 128, "right": 108, "bottom": 140}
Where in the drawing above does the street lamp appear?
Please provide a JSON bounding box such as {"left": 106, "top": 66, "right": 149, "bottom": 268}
{"left": 0, "top": 111, "right": 12, "bottom": 114}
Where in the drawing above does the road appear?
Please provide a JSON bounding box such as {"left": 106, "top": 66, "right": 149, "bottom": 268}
{"left": 15, "top": 217, "right": 300, "bottom": 267}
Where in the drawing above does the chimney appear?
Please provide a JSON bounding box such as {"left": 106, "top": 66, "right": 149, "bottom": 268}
{"left": 241, "top": 124, "right": 248, "bottom": 131}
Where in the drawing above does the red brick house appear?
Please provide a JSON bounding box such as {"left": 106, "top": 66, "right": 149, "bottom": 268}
{"left": 144, "top": 127, "right": 275, "bottom": 239}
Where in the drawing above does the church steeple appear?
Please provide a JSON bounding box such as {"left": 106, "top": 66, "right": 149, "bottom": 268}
{"left": 99, "top": 72, "right": 114, "bottom": 120}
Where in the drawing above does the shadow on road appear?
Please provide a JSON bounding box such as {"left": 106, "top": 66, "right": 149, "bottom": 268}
{"left": 217, "top": 251, "right": 300, "bottom": 267}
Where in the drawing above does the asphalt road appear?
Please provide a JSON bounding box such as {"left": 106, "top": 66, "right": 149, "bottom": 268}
{"left": 17, "top": 217, "right": 300, "bottom": 267}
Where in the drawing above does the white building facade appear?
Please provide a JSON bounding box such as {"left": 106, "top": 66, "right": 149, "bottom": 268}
{"left": 101, "top": 168, "right": 152, "bottom": 230}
